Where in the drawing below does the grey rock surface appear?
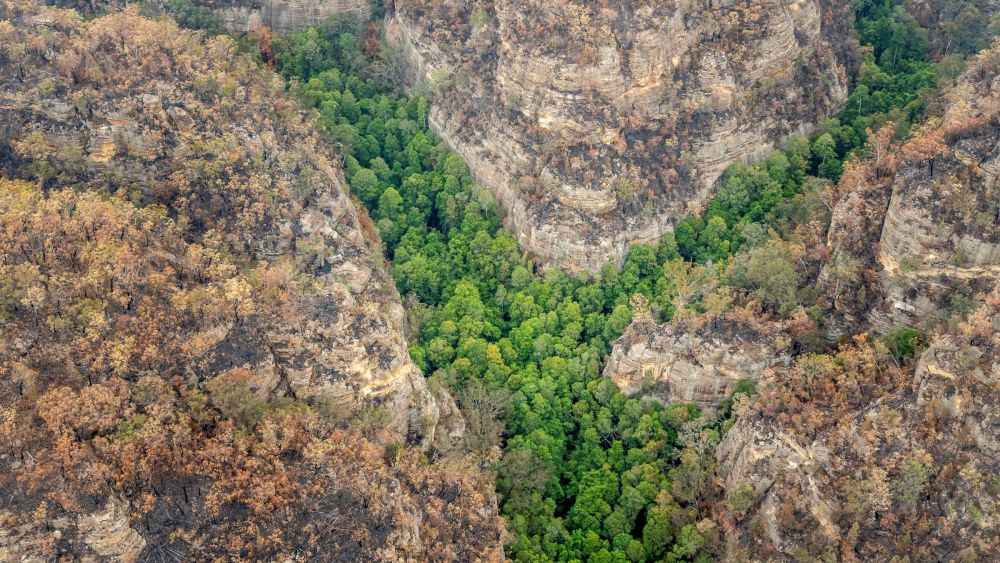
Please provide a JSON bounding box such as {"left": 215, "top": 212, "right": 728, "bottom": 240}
{"left": 604, "top": 315, "right": 791, "bottom": 408}
{"left": 387, "top": 0, "right": 855, "bottom": 272}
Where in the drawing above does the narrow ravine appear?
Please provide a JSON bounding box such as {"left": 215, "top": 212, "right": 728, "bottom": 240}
{"left": 257, "top": 1, "right": 962, "bottom": 557}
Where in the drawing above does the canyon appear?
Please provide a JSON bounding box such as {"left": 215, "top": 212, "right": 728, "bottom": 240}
{"left": 608, "top": 34, "right": 1000, "bottom": 424}
{"left": 3, "top": 1, "right": 999, "bottom": 561}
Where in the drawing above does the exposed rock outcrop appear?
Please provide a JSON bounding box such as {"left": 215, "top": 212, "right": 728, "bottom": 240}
{"left": 0, "top": 4, "right": 504, "bottom": 560}
{"left": 716, "top": 294, "right": 1000, "bottom": 560}
{"left": 387, "top": 0, "right": 856, "bottom": 272}
{"left": 49, "top": 0, "right": 371, "bottom": 32}
{"left": 202, "top": 0, "right": 371, "bottom": 33}
{"left": 1, "top": 499, "right": 145, "bottom": 563}
{"left": 818, "top": 44, "right": 1000, "bottom": 337}
{"left": 604, "top": 314, "right": 791, "bottom": 408}
{"left": 0, "top": 0, "right": 443, "bottom": 448}
{"left": 716, "top": 420, "right": 838, "bottom": 555}
{"left": 76, "top": 500, "right": 147, "bottom": 562}
{"left": 650, "top": 39, "right": 1000, "bottom": 561}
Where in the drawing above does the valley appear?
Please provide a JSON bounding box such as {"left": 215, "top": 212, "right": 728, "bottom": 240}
{"left": 1, "top": 0, "right": 998, "bottom": 561}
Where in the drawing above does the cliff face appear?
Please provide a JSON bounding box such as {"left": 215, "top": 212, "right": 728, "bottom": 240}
{"left": 707, "top": 41, "right": 1000, "bottom": 561}
{"left": 200, "top": 0, "right": 371, "bottom": 33}
{"left": 604, "top": 314, "right": 791, "bottom": 408}
{"left": 818, "top": 45, "right": 1000, "bottom": 337}
{"left": 0, "top": 3, "right": 501, "bottom": 559}
{"left": 0, "top": 1, "right": 442, "bottom": 448}
{"left": 716, "top": 294, "right": 1000, "bottom": 560}
{"left": 387, "top": 0, "right": 855, "bottom": 272}
{"left": 47, "top": 0, "right": 370, "bottom": 32}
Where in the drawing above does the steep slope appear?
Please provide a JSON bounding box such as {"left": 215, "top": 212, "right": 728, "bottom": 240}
{"left": 709, "top": 41, "right": 1000, "bottom": 561}
{"left": 0, "top": 0, "right": 446, "bottom": 448}
{"left": 387, "top": 0, "right": 856, "bottom": 272}
{"left": 0, "top": 3, "right": 500, "bottom": 559}
{"left": 818, "top": 43, "right": 1000, "bottom": 338}
{"left": 716, "top": 294, "right": 1000, "bottom": 561}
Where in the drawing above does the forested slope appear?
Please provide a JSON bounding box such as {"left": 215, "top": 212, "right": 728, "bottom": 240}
{"left": 195, "top": 1, "right": 1000, "bottom": 559}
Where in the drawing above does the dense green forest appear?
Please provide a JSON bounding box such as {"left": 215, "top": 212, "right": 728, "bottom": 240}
{"left": 90, "top": 0, "right": 930, "bottom": 558}
{"left": 269, "top": 23, "right": 724, "bottom": 561}
{"left": 248, "top": 1, "right": 962, "bottom": 559}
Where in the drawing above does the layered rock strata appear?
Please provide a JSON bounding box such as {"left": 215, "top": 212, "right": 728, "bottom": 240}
{"left": 209, "top": 0, "right": 371, "bottom": 33}
{"left": 604, "top": 314, "right": 792, "bottom": 408}
{"left": 47, "top": 0, "right": 371, "bottom": 32}
{"left": 387, "top": 0, "right": 855, "bottom": 272}
{"left": 818, "top": 44, "right": 1000, "bottom": 337}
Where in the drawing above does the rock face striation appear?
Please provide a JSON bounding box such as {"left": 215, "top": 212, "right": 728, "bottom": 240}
{"left": 387, "top": 0, "right": 855, "bottom": 272}
{"left": 711, "top": 41, "right": 1000, "bottom": 561}
{"left": 48, "top": 0, "right": 370, "bottom": 32}
{"left": 818, "top": 44, "right": 1000, "bottom": 338}
{"left": 604, "top": 314, "right": 791, "bottom": 408}
{"left": 207, "top": 0, "right": 371, "bottom": 33}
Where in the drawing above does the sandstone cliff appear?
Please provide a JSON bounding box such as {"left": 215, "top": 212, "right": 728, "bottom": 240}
{"left": 0, "top": 0, "right": 443, "bottom": 448}
{"left": 709, "top": 39, "right": 1000, "bottom": 561}
{"left": 0, "top": 3, "right": 501, "bottom": 559}
{"left": 715, "top": 293, "right": 1000, "bottom": 560}
{"left": 188, "top": 0, "right": 371, "bottom": 33}
{"left": 818, "top": 43, "right": 1000, "bottom": 338}
{"left": 387, "top": 0, "right": 855, "bottom": 272}
{"left": 604, "top": 313, "right": 791, "bottom": 408}
{"left": 47, "top": 0, "right": 370, "bottom": 32}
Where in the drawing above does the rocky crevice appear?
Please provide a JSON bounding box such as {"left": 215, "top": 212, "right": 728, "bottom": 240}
{"left": 818, "top": 45, "right": 1000, "bottom": 337}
